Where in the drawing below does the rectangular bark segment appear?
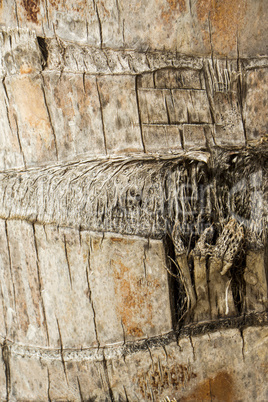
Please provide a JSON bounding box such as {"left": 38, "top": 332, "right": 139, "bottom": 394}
{"left": 245, "top": 69, "right": 268, "bottom": 142}
{"left": 5, "top": 220, "right": 48, "bottom": 346}
{"left": 82, "top": 232, "right": 172, "bottom": 344}
{"left": 96, "top": 75, "right": 144, "bottom": 154}
{"left": 154, "top": 68, "right": 203, "bottom": 89}
{"left": 0, "top": 220, "right": 16, "bottom": 340}
{"left": 138, "top": 89, "right": 171, "bottom": 124}
{"left": 143, "top": 124, "right": 182, "bottom": 152}
{"left": 183, "top": 124, "right": 208, "bottom": 149}
{"left": 170, "top": 89, "right": 212, "bottom": 124}
{"left": 0, "top": 82, "right": 25, "bottom": 170}
{"left": 0, "top": 220, "right": 172, "bottom": 348}
{"left": 43, "top": 72, "right": 106, "bottom": 160}
{"left": 5, "top": 74, "right": 58, "bottom": 167}
{"left": 33, "top": 224, "right": 98, "bottom": 349}
{"left": 213, "top": 92, "right": 245, "bottom": 146}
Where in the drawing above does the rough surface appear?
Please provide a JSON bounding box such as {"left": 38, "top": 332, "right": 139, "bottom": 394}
{"left": 0, "top": 221, "right": 172, "bottom": 349}
{"left": 0, "top": 29, "right": 267, "bottom": 170}
{"left": 0, "top": 1, "right": 267, "bottom": 400}
{"left": 0, "top": 323, "right": 266, "bottom": 400}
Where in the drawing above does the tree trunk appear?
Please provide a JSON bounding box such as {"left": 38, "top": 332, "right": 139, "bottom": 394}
{"left": 0, "top": 1, "right": 267, "bottom": 400}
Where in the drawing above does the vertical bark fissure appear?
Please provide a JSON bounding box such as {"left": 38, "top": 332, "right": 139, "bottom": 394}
{"left": 63, "top": 234, "right": 73, "bottom": 289}
{"left": 92, "top": 0, "right": 103, "bottom": 48}
{"left": 77, "top": 376, "right": 84, "bottom": 402}
{"left": 43, "top": 0, "right": 50, "bottom": 28}
{"left": 40, "top": 77, "right": 59, "bottom": 161}
{"left": 96, "top": 77, "right": 108, "bottom": 154}
{"left": 189, "top": 335, "right": 196, "bottom": 361}
{"left": 2, "top": 340, "right": 11, "bottom": 401}
{"left": 102, "top": 351, "right": 115, "bottom": 402}
{"left": 135, "top": 75, "right": 146, "bottom": 152}
{"left": 32, "top": 224, "right": 50, "bottom": 346}
{"left": 4, "top": 221, "right": 16, "bottom": 312}
{"left": 56, "top": 317, "right": 68, "bottom": 384}
{"left": 13, "top": 114, "right": 27, "bottom": 168}
{"left": 47, "top": 367, "right": 52, "bottom": 402}
{"left": 86, "top": 245, "right": 100, "bottom": 347}
{"left": 13, "top": 0, "right": 20, "bottom": 27}
{"left": 236, "top": 36, "right": 247, "bottom": 143}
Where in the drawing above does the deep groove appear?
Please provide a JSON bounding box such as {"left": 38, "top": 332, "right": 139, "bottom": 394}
{"left": 13, "top": 114, "right": 27, "bottom": 168}
{"left": 86, "top": 245, "right": 100, "bottom": 347}
{"left": 4, "top": 221, "right": 16, "bottom": 312}
{"left": 92, "top": 0, "right": 103, "bottom": 48}
{"left": 96, "top": 77, "right": 108, "bottom": 154}
{"left": 2, "top": 341, "right": 10, "bottom": 401}
{"left": 37, "top": 36, "right": 48, "bottom": 67}
{"left": 135, "top": 75, "right": 146, "bottom": 152}
{"left": 47, "top": 368, "right": 52, "bottom": 402}
{"left": 32, "top": 224, "right": 50, "bottom": 346}
{"left": 102, "top": 351, "right": 115, "bottom": 402}
{"left": 236, "top": 36, "right": 248, "bottom": 143}
{"left": 63, "top": 234, "right": 73, "bottom": 288}
{"left": 77, "top": 376, "right": 84, "bottom": 402}
{"left": 40, "top": 79, "right": 59, "bottom": 160}
{"left": 56, "top": 317, "right": 69, "bottom": 384}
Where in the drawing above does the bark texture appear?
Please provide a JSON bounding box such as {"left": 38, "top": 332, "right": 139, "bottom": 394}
{"left": 0, "top": 1, "right": 267, "bottom": 400}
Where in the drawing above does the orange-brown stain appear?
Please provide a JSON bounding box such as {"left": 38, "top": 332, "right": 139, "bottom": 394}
{"left": 20, "top": 64, "right": 33, "bottom": 74}
{"left": 112, "top": 257, "right": 160, "bottom": 337}
{"left": 181, "top": 371, "right": 235, "bottom": 401}
{"left": 161, "top": 0, "right": 187, "bottom": 24}
{"left": 49, "top": 0, "right": 85, "bottom": 13}
{"left": 196, "top": 0, "right": 247, "bottom": 55}
{"left": 22, "top": 0, "right": 40, "bottom": 23}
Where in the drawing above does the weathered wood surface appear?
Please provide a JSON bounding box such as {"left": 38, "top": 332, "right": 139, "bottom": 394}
{"left": 0, "top": 29, "right": 267, "bottom": 170}
{"left": 0, "top": 1, "right": 267, "bottom": 400}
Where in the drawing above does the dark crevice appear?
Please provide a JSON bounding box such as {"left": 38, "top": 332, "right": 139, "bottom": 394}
{"left": 102, "top": 351, "right": 115, "bottom": 402}
{"left": 2, "top": 340, "right": 11, "bottom": 401}
{"left": 37, "top": 36, "right": 48, "bottom": 67}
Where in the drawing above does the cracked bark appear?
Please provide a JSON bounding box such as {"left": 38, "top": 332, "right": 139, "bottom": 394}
{"left": 86, "top": 245, "right": 100, "bottom": 347}
{"left": 102, "top": 351, "right": 115, "bottom": 402}
{"left": 40, "top": 77, "right": 59, "bottom": 161}
{"left": 32, "top": 223, "right": 50, "bottom": 346}
{"left": 96, "top": 77, "right": 108, "bottom": 154}
{"left": 56, "top": 317, "right": 69, "bottom": 385}
{"left": 1, "top": 340, "right": 11, "bottom": 401}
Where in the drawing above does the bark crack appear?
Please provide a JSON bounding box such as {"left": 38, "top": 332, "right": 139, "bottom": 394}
{"left": 63, "top": 234, "right": 73, "bottom": 289}
{"left": 47, "top": 367, "right": 52, "bottom": 402}
{"left": 135, "top": 76, "right": 146, "bottom": 152}
{"left": 2, "top": 340, "right": 11, "bottom": 401}
{"left": 189, "top": 335, "right": 196, "bottom": 361}
{"left": 56, "top": 317, "right": 69, "bottom": 385}
{"left": 40, "top": 76, "right": 59, "bottom": 161}
{"left": 240, "top": 328, "right": 245, "bottom": 362}
{"left": 102, "top": 350, "right": 115, "bottom": 402}
{"left": 4, "top": 221, "right": 16, "bottom": 313}
{"left": 13, "top": 114, "right": 27, "bottom": 168}
{"left": 86, "top": 245, "right": 100, "bottom": 347}
{"left": 92, "top": 0, "right": 103, "bottom": 48}
{"left": 236, "top": 35, "right": 247, "bottom": 143}
{"left": 32, "top": 224, "right": 50, "bottom": 346}
{"left": 96, "top": 77, "right": 108, "bottom": 155}
{"left": 77, "top": 376, "right": 84, "bottom": 402}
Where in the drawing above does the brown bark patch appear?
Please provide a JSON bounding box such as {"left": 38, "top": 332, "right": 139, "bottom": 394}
{"left": 22, "top": 0, "right": 40, "bottom": 24}
{"left": 196, "top": 0, "right": 247, "bottom": 54}
{"left": 161, "top": 0, "right": 187, "bottom": 24}
{"left": 181, "top": 371, "right": 235, "bottom": 401}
